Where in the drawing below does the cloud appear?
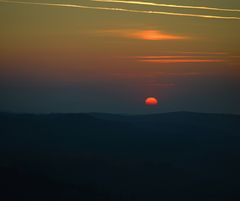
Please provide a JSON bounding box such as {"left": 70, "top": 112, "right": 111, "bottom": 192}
{"left": 133, "top": 56, "right": 201, "bottom": 59}
{"left": 138, "top": 59, "right": 225, "bottom": 63}
{"left": 119, "top": 52, "right": 237, "bottom": 65}
{"left": 174, "top": 52, "right": 228, "bottom": 56}
{"left": 143, "top": 82, "right": 176, "bottom": 88}
{"left": 0, "top": 0, "right": 240, "bottom": 20}
{"left": 93, "top": 0, "right": 240, "bottom": 13}
{"left": 131, "top": 53, "right": 227, "bottom": 63}
{"left": 111, "top": 72, "right": 205, "bottom": 80}
{"left": 99, "top": 29, "right": 187, "bottom": 40}
{"left": 126, "top": 30, "right": 186, "bottom": 40}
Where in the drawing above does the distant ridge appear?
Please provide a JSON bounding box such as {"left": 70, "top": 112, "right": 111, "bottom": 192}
{"left": 1, "top": 110, "right": 240, "bottom": 201}
{"left": 1, "top": 111, "right": 239, "bottom": 132}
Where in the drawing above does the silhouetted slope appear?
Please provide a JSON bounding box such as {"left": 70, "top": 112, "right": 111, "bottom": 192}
{"left": 0, "top": 112, "right": 240, "bottom": 201}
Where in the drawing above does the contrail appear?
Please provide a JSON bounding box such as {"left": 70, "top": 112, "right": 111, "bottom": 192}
{"left": 93, "top": 0, "right": 240, "bottom": 13}
{"left": 0, "top": 0, "right": 240, "bottom": 20}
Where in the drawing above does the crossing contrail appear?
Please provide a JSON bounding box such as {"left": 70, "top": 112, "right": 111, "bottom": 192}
{"left": 0, "top": 0, "right": 240, "bottom": 20}
{"left": 93, "top": 0, "right": 240, "bottom": 13}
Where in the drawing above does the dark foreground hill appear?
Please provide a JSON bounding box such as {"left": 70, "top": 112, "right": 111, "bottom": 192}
{"left": 0, "top": 112, "right": 240, "bottom": 201}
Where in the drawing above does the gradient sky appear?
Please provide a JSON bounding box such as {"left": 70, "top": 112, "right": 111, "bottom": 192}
{"left": 0, "top": 0, "right": 240, "bottom": 114}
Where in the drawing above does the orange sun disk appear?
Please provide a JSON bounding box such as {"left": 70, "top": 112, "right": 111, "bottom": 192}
{"left": 145, "top": 97, "right": 158, "bottom": 105}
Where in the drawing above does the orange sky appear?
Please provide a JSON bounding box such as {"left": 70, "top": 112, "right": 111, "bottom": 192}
{"left": 0, "top": 0, "right": 240, "bottom": 113}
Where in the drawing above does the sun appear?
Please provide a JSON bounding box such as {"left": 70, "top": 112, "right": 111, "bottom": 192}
{"left": 145, "top": 97, "right": 158, "bottom": 106}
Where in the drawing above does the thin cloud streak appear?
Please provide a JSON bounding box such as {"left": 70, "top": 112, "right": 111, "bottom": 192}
{"left": 179, "top": 52, "right": 228, "bottom": 55}
{"left": 93, "top": 0, "right": 240, "bottom": 13}
{"left": 143, "top": 82, "right": 176, "bottom": 88}
{"left": 131, "top": 52, "right": 228, "bottom": 56}
{"left": 111, "top": 72, "right": 205, "bottom": 80}
{"left": 133, "top": 56, "right": 210, "bottom": 59}
{"left": 127, "top": 30, "right": 186, "bottom": 40}
{"left": 132, "top": 53, "right": 238, "bottom": 64}
{"left": 139, "top": 59, "right": 225, "bottom": 63}
{"left": 99, "top": 29, "right": 187, "bottom": 40}
{"left": 131, "top": 53, "right": 227, "bottom": 63}
{"left": 0, "top": 0, "right": 240, "bottom": 20}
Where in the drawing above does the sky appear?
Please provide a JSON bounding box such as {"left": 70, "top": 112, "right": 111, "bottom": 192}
{"left": 0, "top": 0, "right": 240, "bottom": 114}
